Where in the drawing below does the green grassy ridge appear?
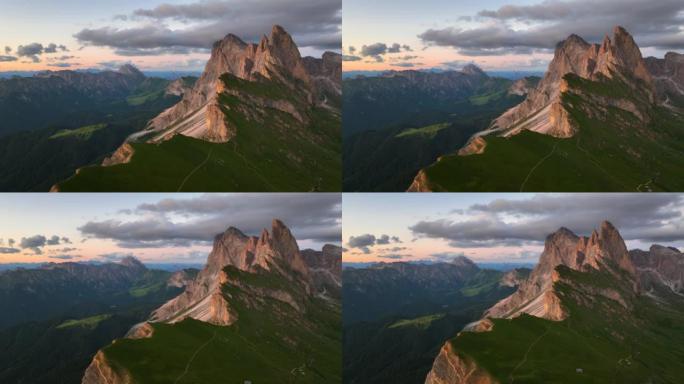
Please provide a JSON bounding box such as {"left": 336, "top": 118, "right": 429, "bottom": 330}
{"left": 102, "top": 264, "right": 341, "bottom": 383}
{"left": 418, "top": 74, "right": 684, "bottom": 192}
{"left": 56, "top": 314, "right": 112, "bottom": 330}
{"left": 58, "top": 72, "right": 341, "bottom": 192}
{"left": 447, "top": 265, "right": 684, "bottom": 383}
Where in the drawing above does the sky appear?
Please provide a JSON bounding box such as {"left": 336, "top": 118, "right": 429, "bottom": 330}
{"left": 343, "top": 0, "right": 684, "bottom": 72}
{"left": 0, "top": 0, "right": 341, "bottom": 72}
{"left": 0, "top": 193, "right": 341, "bottom": 265}
{"left": 343, "top": 193, "right": 684, "bottom": 264}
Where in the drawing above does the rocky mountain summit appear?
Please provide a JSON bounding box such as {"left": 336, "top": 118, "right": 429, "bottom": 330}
{"left": 118, "top": 25, "right": 341, "bottom": 147}
{"left": 482, "top": 221, "right": 636, "bottom": 322}
{"left": 150, "top": 219, "right": 312, "bottom": 326}
{"left": 407, "top": 26, "right": 684, "bottom": 193}
{"left": 425, "top": 222, "right": 684, "bottom": 383}
{"left": 82, "top": 219, "right": 342, "bottom": 383}
{"left": 488, "top": 26, "right": 655, "bottom": 140}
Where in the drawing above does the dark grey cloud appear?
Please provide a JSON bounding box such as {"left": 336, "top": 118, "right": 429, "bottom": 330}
{"left": 348, "top": 233, "right": 403, "bottom": 253}
{"left": 50, "top": 44, "right": 68, "bottom": 52}
{"left": 419, "top": 0, "right": 684, "bottom": 54}
{"left": 410, "top": 194, "right": 684, "bottom": 247}
{"left": 360, "top": 43, "right": 387, "bottom": 57}
{"left": 377, "top": 254, "right": 408, "bottom": 260}
{"left": 7, "top": 239, "right": 15, "bottom": 247}
{"left": 0, "top": 247, "right": 20, "bottom": 254}
{"left": 0, "top": 56, "right": 17, "bottom": 62}
{"left": 61, "top": 237, "right": 72, "bottom": 244}
{"left": 49, "top": 255, "right": 79, "bottom": 260}
{"left": 348, "top": 234, "right": 376, "bottom": 248}
{"left": 47, "top": 63, "right": 76, "bottom": 68}
{"left": 17, "top": 43, "right": 43, "bottom": 57}
{"left": 80, "top": 194, "right": 341, "bottom": 248}
{"left": 388, "top": 43, "right": 401, "bottom": 53}
{"left": 348, "top": 46, "right": 356, "bottom": 54}
{"left": 47, "top": 236, "right": 61, "bottom": 245}
{"left": 114, "top": 47, "right": 203, "bottom": 56}
{"left": 343, "top": 55, "right": 362, "bottom": 62}
{"left": 4, "top": 46, "right": 11, "bottom": 54}
{"left": 20, "top": 235, "right": 47, "bottom": 249}
{"left": 391, "top": 62, "right": 421, "bottom": 68}
{"left": 75, "top": 0, "right": 341, "bottom": 52}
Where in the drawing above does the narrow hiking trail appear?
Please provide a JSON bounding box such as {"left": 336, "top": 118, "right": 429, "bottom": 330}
{"left": 520, "top": 143, "right": 558, "bottom": 192}
{"left": 177, "top": 148, "right": 214, "bottom": 192}
{"left": 173, "top": 331, "right": 217, "bottom": 384}
{"left": 509, "top": 327, "right": 550, "bottom": 383}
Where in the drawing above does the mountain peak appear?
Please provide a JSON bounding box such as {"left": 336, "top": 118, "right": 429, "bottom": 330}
{"left": 450, "top": 255, "right": 477, "bottom": 268}
{"left": 117, "top": 64, "right": 144, "bottom": 79}
{"left": 118, "top": 256, "right": 146, "bottom": 270}
{"left": 461, "top": 64, "right": 485, "bottom": 76}
{"left": 560, "top": 33, "right": 589, "bottom": 49}
{"left": 485, "top": 222, "right": 637, "bottom": 321}
{"left": 490, "top": 26, "right": 655, "bottom": 139}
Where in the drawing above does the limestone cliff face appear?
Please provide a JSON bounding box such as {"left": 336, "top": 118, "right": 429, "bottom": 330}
{"left": 631, "top": 245, "right": 684, "bottom": 294}
{"left": 425, "top": 342, "right": 499, "bottom": 384}
{"left": 151, "top": 219, "right": 312, "bottom": 325}
{"left": 645, "top": 52, "right": 684, "bottom": 107}
{"left": 301, "top": 244, "right": 342, "bottom": 298}
{"left": 484, "top": 221, "right": 636, "bottom": 321}
{"left": 490, "top": 26, "right": 655, "bottom": 139}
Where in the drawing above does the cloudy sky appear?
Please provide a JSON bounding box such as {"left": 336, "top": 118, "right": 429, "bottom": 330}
{"left": 343, "top": 193, "right": 684, "bottom": 264}
{"left": 343, "top": 0, "right": 684, "bottom": 72}
{"left": 0, "top": 0, "right": 340, "bottom": 72}
{"left": 0, "top": 193, "right": 341, "bottom": 264}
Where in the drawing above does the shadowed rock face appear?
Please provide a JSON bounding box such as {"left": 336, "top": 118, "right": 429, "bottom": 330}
{"left": 301, "top": 244, "right": 342, "bottom": 298}
{"left": 484, "top": 221, "right": 636, "bottom": 321}
{"left": 631, "top": 245, "right": 684, "bottom": 294}
{"left": 489, "top": 26, "right": 655, "bottom": 139}
{"left": 645, "top": 52, "right": 684, "bottom": 107}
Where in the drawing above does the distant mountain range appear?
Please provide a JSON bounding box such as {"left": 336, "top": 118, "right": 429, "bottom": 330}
{"left": 82, "top": 220, "right": 341, "bottom": 383}
{"left": 425, "top": 221, "right": 684, "bottom": 383}
{"left": 53, "top": 25, "right": 342, "bottom": 192}
{"left": 409, "top": 26, "right": 684, "bottom": 192}
{"left": 0, "top": 65, "right": 192, "bottom": 191}
{"left": 0, "top": 257, "right": 193, "bottom": 383}
{"left": 343, "top": 257, "right": 529, "bottom": 384}
{"left": 343, "top": 65, "right": 539, "bottom": 191}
